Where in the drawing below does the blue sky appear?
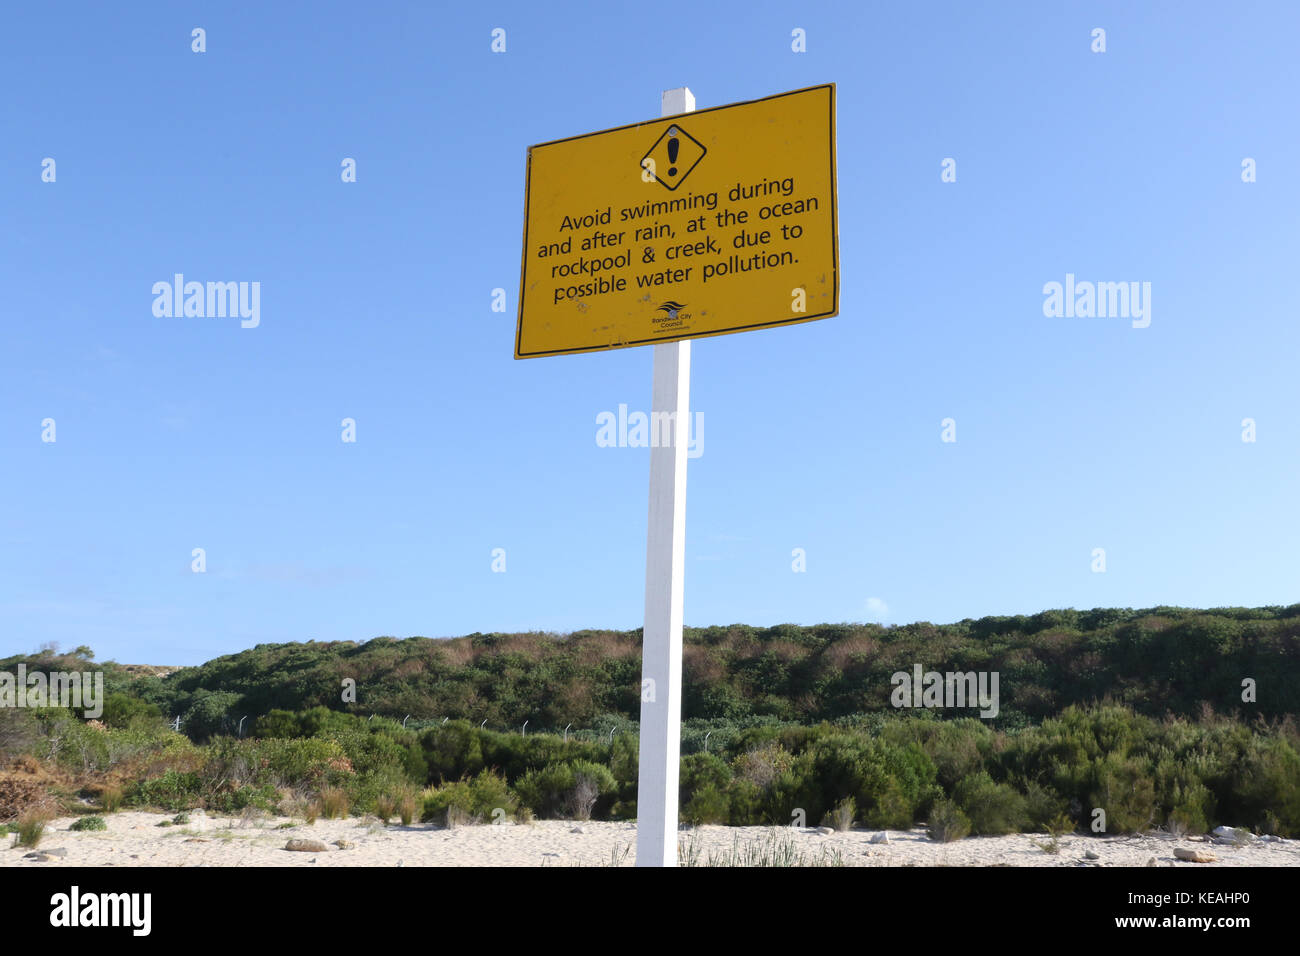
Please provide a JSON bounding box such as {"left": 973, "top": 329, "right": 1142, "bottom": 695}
{"left": 2, "top": 1, "right": 1297, "bottom": 666}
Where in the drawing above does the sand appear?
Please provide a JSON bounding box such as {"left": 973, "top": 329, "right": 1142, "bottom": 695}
{"left": 4, "top": 811, "right": 1298, "bottom": 866}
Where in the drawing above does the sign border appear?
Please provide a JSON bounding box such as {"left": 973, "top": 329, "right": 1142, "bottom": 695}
{"left": 515, "top": 83, "right": 838, "bottom": 359}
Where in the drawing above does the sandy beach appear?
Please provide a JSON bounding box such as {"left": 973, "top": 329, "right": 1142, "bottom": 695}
{"left": 5, "top": 812, "right": 1297, "bottom": 867}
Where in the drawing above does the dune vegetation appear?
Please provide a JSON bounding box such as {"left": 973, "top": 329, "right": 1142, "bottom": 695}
{"left": 2, "top": 605, "right": 1298, "bottom": 838}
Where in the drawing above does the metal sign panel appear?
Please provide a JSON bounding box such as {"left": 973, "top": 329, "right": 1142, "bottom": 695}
{"left": 516, "top": 84, "right": 838, "bottom": 358}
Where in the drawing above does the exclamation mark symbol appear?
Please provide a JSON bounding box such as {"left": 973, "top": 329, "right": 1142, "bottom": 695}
{"left": 667, "top": 128, "right": 679, "bottom": 177}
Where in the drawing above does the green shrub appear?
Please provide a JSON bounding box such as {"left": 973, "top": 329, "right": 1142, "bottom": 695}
{"left": 771, "top": 734, "right": 937, "bottom": 829}
{"left": 1089, "top": 753, "right": 1157, "bottom": 833}
{"left": 1166, "top": 780, "right": 1213, "bottom": 836}
{"left": 419, "top": 722, "right": 486, "bottom": 783}
{"left": 865, "top": 779, "right": 918, "bottom": 830}
{"left": 722, "top": 780, "right": 764, "bottom": 825}
{"left": 1021, "top": 780, "right": 1069, "bottom": 829}
{"left": 100, "top": 694, "right": 163, "bottom": 730}
{"left": 608, "top": 799, "right": 637, "bottom": 821}
{"left": 927, "top": 799, "right": 970, "bottom": 842}
{"left": 421, "top": 770, "right": 517, "bottom": 825}
{"left": 468, "top": 769, "right": 518, "bottom": 821}
{"left": 206, "top": 784, "right": 279, "bottom": 814}
{"left": 679, "top": 752, "right": 732, "bottom": 809}
{"left": 421, "top": 779, "right": 473, "bottom": 827}
{"left": 684, "top": 784, "right": 730, "bottom": 825}
{"left": 70, "top": 816, "right": 107, "bottom": 832}
{"left": 128, "top": 771, "right": 199, "bottom": 811}
{"left": 1226, "top": 736, "right": 1300, "bottom": 836}
{"left": 955, "top": 772, "right": 1029, "bottom": 835}
{"left": 515, "top": 760, "right": 616, "bottom": 819}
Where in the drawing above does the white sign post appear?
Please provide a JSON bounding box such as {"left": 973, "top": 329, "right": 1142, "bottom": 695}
{"left": 635, "top": 86, "right": 695, "bottom": 868}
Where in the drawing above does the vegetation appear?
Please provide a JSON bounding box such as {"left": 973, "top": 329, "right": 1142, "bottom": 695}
{"left": 14, "top": 808, "right": 52, "bottom": 848}
{"left": 679, "top": 829, "right": 846, "bottom": 867}
{"left": 2, "top": 606, "right": 1298, "bottom": 840}
{"left": 927, "top": 800, "right": 971, "bottom": 842}
{"left": 69, "top": 815, "right": 107, "bottom": 832}
{"left": 7, "top": 606, "right": 1292, "bottom": 735}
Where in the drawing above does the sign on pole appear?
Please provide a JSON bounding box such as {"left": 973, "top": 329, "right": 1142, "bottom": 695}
{"left": 515, "top": 84, "right": 838, "bottom": 866}
{"left": 516, "top": 84, "right": 838, "bottom": 358}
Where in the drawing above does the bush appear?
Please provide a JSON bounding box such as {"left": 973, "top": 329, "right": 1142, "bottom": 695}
{"left": 70, "top": 816, "right": 107, "bottom": 832}
{"left": 127, "top": 771, "right": 199, "bottom": 811}
{"left": 927, "top": 799, "right": 970, "bottom": 843}
{"left": 469, "top": 769, "right": 518, "bottom": 822}
{"left": 1090, "top": 753, "right": 1157, "bottom": 833}
{"left": 1226, "top": 735, "right": 1300, "bottom": 836}
{"left": 1021, "top": 781, "right": 1069, "bottom": 829}
{"left": 421, "top": 770, "right": 517, "bottom": 826}
{"left": 683, "top": 784, "right": 730, "bottom": 825}
{"left": 100, "top": 694, "right": 163, "bottom": 730}
{"left": 419, "top": 722, "right": 486, "bottom": 783}
{"left": 771, "top": 733, "right": 937, "bottom": 829}
{"left": 514, "top": 761, "right": 615, "bottom": 819}
{"left": 865, "top": 780, "right": 918, "bottom": 830}
{"left": 955, "top": 772, "right": 1029, "bottom": 835}
{"left": 1167, "top": 781, "right": 1213, "bottom": 836}
{"left": 680, "top": 752, "right": 732, "bottom": 808}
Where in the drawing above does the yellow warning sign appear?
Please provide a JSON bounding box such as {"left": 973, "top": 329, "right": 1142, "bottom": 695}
{"left": 515, "top": 84, "right": 838, "bottom": 359}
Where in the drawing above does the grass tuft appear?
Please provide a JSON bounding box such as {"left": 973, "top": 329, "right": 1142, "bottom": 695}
{"left": 14, "top": 808, "right": 53, "bottom": 848}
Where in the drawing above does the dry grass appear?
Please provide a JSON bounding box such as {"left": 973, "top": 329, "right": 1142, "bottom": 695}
{"left": 316, "top": 786, "right": 349, "bottom": 820}
{"left": 683, "top": 646, "right": 726, "bottom": 685}
{"left": 573, "top": 632, "right": 640, "bottom": 667}
{"left": 0, "top": 776, "right": 47, "bottom": 820}
{"left": 13, "top": 807, "right": 53, "bottom": 848}
{"left": 396, "top": 791, "right": 417, "bottom": 826}
{"left": 821, "top": 634, "right": 883, "bottom": 671}
{"left": 828, "top": 797, "right": 855, "bottom": 832}
{"left": 734, "top": 743, "right": 793, "bottom": 790}
{"left": 12, "top": 754, "right": 40, "bottom": 775}
{"left": 99, "top": 783, "right": 124, "bottom": 813}
{"left": 432, "top": 637, "right": 477, "bottom": 668}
